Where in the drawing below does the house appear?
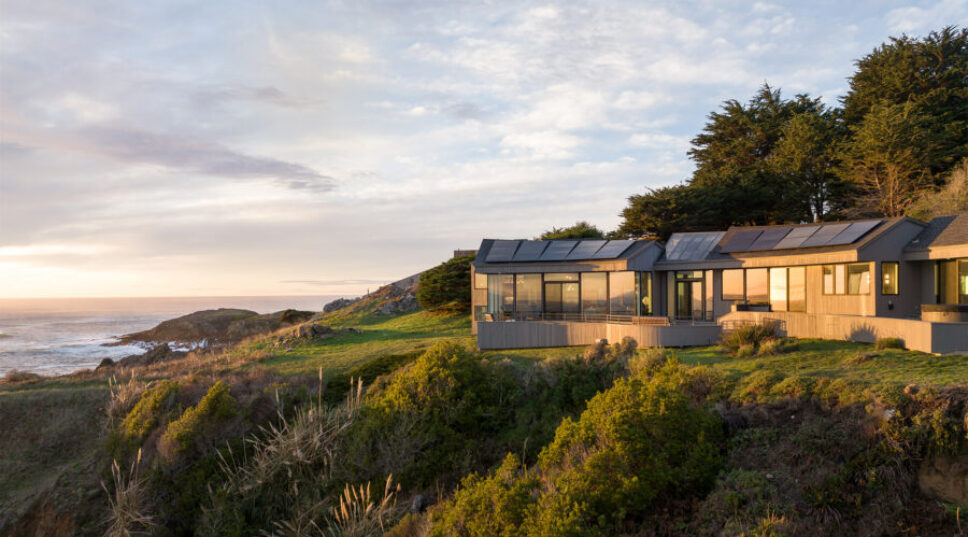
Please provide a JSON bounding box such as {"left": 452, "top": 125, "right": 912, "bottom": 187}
{"left": 471, "top": 214, "right": 968, "bottom": 354}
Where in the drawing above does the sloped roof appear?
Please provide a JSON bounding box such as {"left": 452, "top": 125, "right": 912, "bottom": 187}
{"left": 905, "top": 213, "right": 968, "bottom": 251}
{"left": 662, "top": 231, "right": 726, "bottom": 262}
{"left": 474, "top": 238, "right": 653, "bottom": 266}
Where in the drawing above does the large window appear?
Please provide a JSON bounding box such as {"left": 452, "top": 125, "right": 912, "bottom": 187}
{"left": 474, "top": 272, "right": 487, "bottom": 289}
{"left": 639, "top": 272, "right": 652, "bottom": 315}
{"left": 847, "top": 263, "right": 870, "bottom": 295}
{"left": 609, "top": 271, "right": 636, "bottom": 315}
{"left": 746, "top": 269, "right": 769, "bottom": 303}
{"left": 515, "top": 274, "right": 542, "bottom": 314}
{"left": 960, "top": 260, "right": 968, "bottom": 304}
{"left": 486, "top": 274, "right": 514, "bottom": 316}
{"left": 722, "top": 269, "right": 744, "bottom": 300}
{"left": 581, "top": 272, "right": 608, "bottom": 314}
{"left": 788, "top": 267, "right": 806, "bottom": 312}
{"left": 881, "top": 262, "right": 899, "bottom": 295}
{"left": 769, "top": 267, "right": 788, "bottom": 311}
{"left": 823, "top": 263, "right": 866, "bottom": 295}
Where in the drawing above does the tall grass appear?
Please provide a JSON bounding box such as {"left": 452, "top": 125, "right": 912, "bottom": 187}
{"left": 103, "top": 449, "right": 154, "bottom": 537}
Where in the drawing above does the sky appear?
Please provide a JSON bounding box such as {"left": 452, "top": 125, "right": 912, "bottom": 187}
{"left": 1, "top": 0, "right": 965, "bottom": 298}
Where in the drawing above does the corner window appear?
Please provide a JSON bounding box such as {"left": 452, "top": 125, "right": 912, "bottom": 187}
{"left": 474, "top": 273, "right": 488, "bottom": 289}
{"left": 881, "top": 262, "right": 899, "bottom": 295}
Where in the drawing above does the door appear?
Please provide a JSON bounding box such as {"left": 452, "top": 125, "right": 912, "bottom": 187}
{"left": 544, "top": 282, "right": 580, "bottom": 317}
{"left": 676, "top": 280, "right": 704, "bottom": 320}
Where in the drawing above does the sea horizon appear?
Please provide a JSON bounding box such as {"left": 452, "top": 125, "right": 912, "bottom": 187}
{"left": 0, "top": 295, "right": 345, "bottom": 376}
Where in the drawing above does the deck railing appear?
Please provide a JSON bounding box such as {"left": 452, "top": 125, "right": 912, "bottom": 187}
{"left": 477, "top": 311, "right": 671, "bottom": 326}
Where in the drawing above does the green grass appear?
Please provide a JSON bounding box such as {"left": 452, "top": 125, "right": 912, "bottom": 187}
{"left": 673, "top": 338, "right": 968, "bottom": 387}
{"left": 239, "top": 310, "right": 476, "bottom": 377}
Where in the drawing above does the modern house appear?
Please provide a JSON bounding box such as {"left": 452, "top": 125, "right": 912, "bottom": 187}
{"left": 471, "top": 214, "right": 968, "bottom": 354}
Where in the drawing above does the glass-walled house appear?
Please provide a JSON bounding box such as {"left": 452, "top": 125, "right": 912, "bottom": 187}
{"left": 473, "top": 214, "right": 968, "bottom": 354}
{"left": 472, "top": 239, "right": 662, "bottom": 324}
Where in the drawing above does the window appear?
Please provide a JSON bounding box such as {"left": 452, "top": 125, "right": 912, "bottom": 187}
{"left": 788, "top": 267, "right": 806, "bottom": 312}
{"left": 581, "top": 273, "right": 608, "bottom": 314}
{"left": 847, "top": 263, "right": 870, "bottom": 295}
{"left": 515, "top": 274, "right": 542, "bottom": 313}
{"left": 676, "top": 270, "right": 703, "bottom": 279}
{"left": 746, "top": 269, "right": 769, "bottom": 303}
{"left": 769, "top": 267, "right": 788, "bottom": 311}
{"left": 544, "top": 272, "right": 579, "bottom": 281}
{"left": 486, "top": 274, "right": 514, "bottom": 316}
{"left": 639, "top": 272, "right": 652, "bottom": 315}
{"left": 959, "top": 260, "right": 968, "bottom": 304}
{"left": 881, "top": 262, "right": 899, "bottom": 295}
{"left": 722, "top": 269, "right": 744, "bottom": 300}
{"left": 705, "top": 270, "right": 714, "bottom": 319}
{"left": 609, "top": 271, "right": 636, "bottom": 315}
{"left": 474, "top": 272, "right": 488, "bottom": 289}
{"left": 823, "top": 266, "right": 835, "bottom": 294}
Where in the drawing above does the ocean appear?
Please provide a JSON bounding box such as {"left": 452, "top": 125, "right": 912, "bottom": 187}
{"left": 0, "top": 296, "right": 340, "bottom": 376}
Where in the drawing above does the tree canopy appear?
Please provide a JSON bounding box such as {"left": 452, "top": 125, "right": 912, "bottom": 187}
{"left": 416, "top": 254, "right": 475, "bottom": 313}
{"left": 538, "top": 221, "right": 605, "bottom": 240}
{"left": 614, "top": 27, "right": 967, "bottom": 239}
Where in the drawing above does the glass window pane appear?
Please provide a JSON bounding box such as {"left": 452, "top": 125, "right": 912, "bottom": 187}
{"left": 722, "top": 269, "right": 744, "bottom": 300}
{"left": 746, "top": 268, "right": 769, "bottom": 303}
{"left": 487, "top": 274, "right": 514, "bottom": 316}
{"left": 823, "top": 266, "right": 834, "bottom": 295}
{"left": 881, "top": 262, "right": 898, "bottom": 295}
{"left": 474, "top": 272, "right": 488, "bottom": 289}
{"left": 562, "top": 283, "right": 580, "bottom": 313}
{"left": 639, "top": 272, "right": 652, "bottom": 315}
{"left": 770, "top": 267, "right": 788, "bottom": 311}
{"left": 835, "top": 264, "right": 846, "bottom": 295}
{"left": 960, "top": 260, "right": 968, "bottom": 304}
{"left": 515, "top": 274, "right": 542, "bottom": 313}
{"left": 544, "top": 272, "right": 579, "bottom": 281}
{"left": 847, "top": 263, "right": 870, "bottom": 295}
{"left": 609, "top": 271, "right": 636, "bottom": 315}
{"left": 789, "top": 267, "right": 806, "bottom": 312}
{"left": 581, "top": 273, "right": 608, "bottom": 314}
{"left": 705, "top": 270, "right": 714, "bottom": 320}
{"left": 676, "top": 270, "right": 703, "bottom": 279}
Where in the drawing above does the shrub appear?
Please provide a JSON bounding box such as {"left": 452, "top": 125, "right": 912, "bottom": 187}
{"left": 736, "top": 344, "right": 757, "bottom": 357}
{"left": 417, "top": 254, "right": 475, "bottom": 313}
{"left": 427, "top": 454, "right": 539, "bottom": 537}
{"left": 582, "top": 337, "right": 638, "bottom": 367}
{"left": 348, "top": 342, "right": 519, "bottom": 486}
{"left": 770, "top": 375, "right": 816, "bottom": 399}
{"left": 874, "top": 337, "right": 905, "bottom": 350}
{"left": 525, "top": 364, "right": 724, "bottom": 536}
{"left": 628, "top": 347, "right": 672, "bottom": 377}
{"left": 758, "top": 338, "right": 799, "bottom": 356}
{"left": 1, "top": 369, "right": 42, "bottom": 383}
{"left": 323, "top": 351, "right": 422, "bottom": 406}
{"left": 117, "top": 380, "right": 180, "bottom": 444}
{"left": 159, "top": 381, "right": 237, "bottom": 459}
{"left": 720, "top": 321, "right": 781, "bottom": 354}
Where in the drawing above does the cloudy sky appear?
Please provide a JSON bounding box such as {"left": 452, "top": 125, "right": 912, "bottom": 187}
{"left": 1, "top": 0, "right": 965, "bottom": 298}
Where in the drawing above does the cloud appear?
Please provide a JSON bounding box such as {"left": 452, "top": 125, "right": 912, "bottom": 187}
{"left": 30, "top": 126, "right": 335, "bottom": 189}
{"left": 885, "top": 0, "right": 968, "bottom": 33}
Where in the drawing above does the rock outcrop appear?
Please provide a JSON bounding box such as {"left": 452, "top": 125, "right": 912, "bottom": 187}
{"left": 111, "top": 308, "right": 315, "bottom": 349}
{"left": 323, "top": 297, "right": 361, "bottom": 312}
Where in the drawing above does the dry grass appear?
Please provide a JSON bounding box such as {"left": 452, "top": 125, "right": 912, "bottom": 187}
{"left": 1, "top": 369, "right": 43, "bottom": 384}
{"left": 106, "top": 375, "right": 147, "bottom": 426}
{"left": 102, "top": 449, "right": 154, "bottom": 537}
{"left": 328, "top": 475, "right": 401, "bottom": 537}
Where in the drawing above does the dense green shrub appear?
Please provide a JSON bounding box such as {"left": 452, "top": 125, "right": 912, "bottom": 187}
{"left": 417, "top": 254, "right": 475, "bottom": 313}
{"left": 733, "top": 370, "right": 784, "bottom": 403}
{"left": 108, "top": 380, "right": 181, "bottom": 458}
{"left": 720, "top": 321, "right": 781, "bottom": 354}
{"left": 628, "top": 347, "right": 672, "bottom": 376}
{"left": 322, "top": 351, "right": 422, "bottom": 406}
{"left": 427, "top": 454, "right": 538, "bottom": 537}
{"left": 347, "top": 342, "right": 520, "bottom": 486}
{"left": 159, "top": 381, "right": 237, "bottom": 459}
{"left": 758, "top": 338, "right": 799, "bottom": 355}
{"left": 874, "top": 337, "right": 905, "bottom": 350}
{"left": 429, "top": 360, "right": 724, "bottom": 537}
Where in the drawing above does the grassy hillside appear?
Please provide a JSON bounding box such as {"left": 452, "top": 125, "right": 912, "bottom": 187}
{"left": 2, "top": 293, "right": 966, "bottom": 536}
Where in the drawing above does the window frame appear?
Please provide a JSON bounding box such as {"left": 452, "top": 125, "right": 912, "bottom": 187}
{"left": 721, "top": 269, "right": 745, "bottom": 301}
{"left": 881, "top": 262, "right": 899, "bottom": 296}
